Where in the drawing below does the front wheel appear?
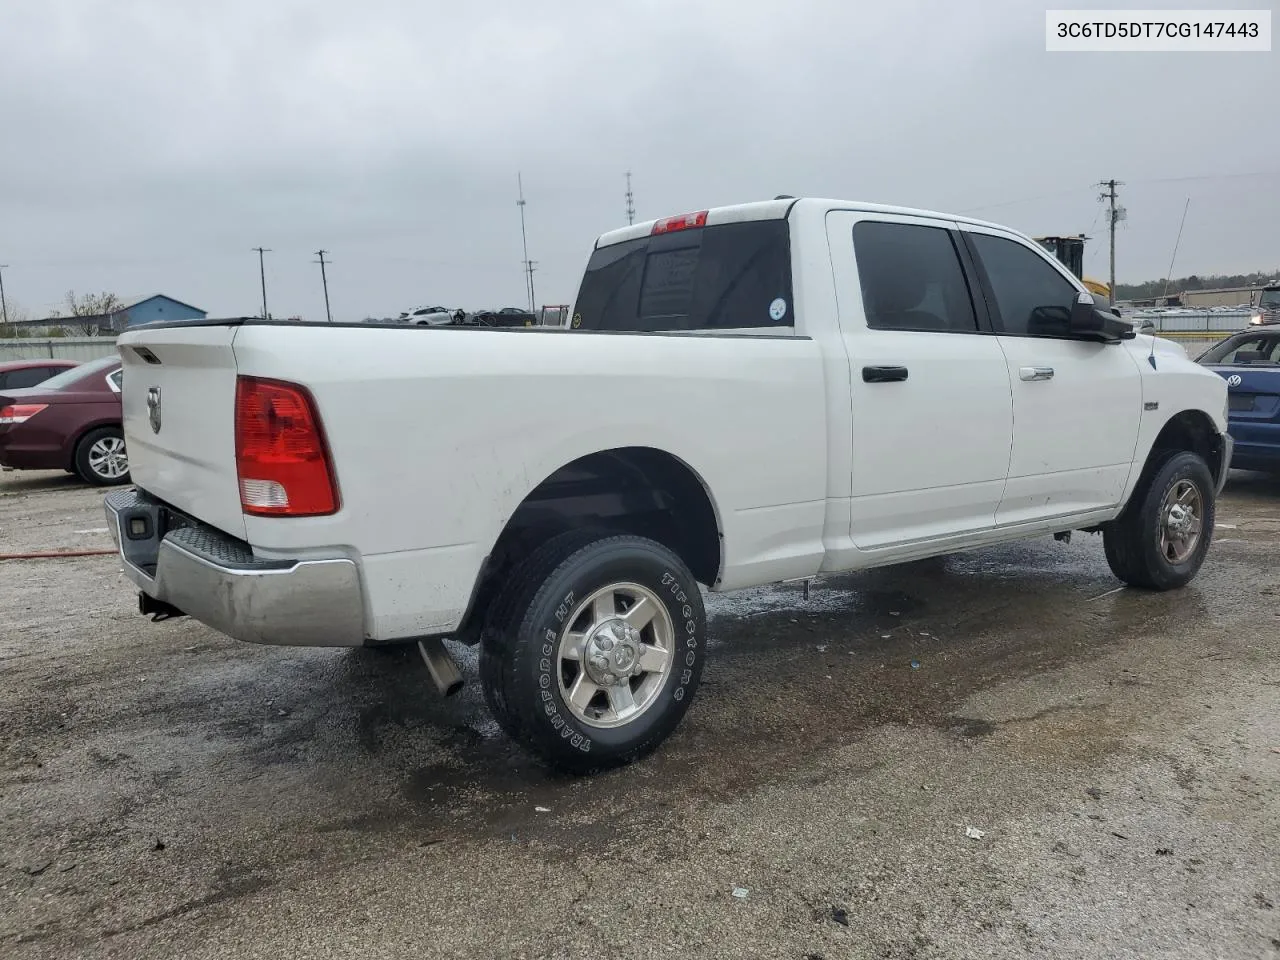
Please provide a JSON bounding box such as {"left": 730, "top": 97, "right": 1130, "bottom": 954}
{"left": 1103, "top": 450, "right": 1214, "bottom": 590}
{"left": 73, "top": 426, "right": 130, "bottom": 486}
{"left": 480, "top": 532, "right": 707, "bottom": 773}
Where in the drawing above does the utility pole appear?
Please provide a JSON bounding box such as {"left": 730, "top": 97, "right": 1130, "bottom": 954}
{"left": 314, "top": 249, "right": 333, "bottom": 323}
{"left": 517, "top": 173, "right": 536, "bottom": 312}
{"left": 0, "top": 264, "right": 8, "bottom": 327}
{"left": 1097, "top": 180, "right": 1125, "bottom": 299}
{"left": 625, "top": 171, "right": 635, "bottom": 226}
{"left": 251, "top": 247, "right": 271, "bottom": 320}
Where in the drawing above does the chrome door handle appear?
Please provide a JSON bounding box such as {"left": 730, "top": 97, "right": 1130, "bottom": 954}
{"left": 1019, "top": 366, "right": 1054, "bottom": 382}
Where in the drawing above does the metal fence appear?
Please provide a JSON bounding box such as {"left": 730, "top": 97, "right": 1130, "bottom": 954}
{"left": 1130, "top": 309, "right": 1253, "bottom": 334}
{"left": 1130, "top": 309, "right": 1253, "bottom": 359}
{"left": 0, "top": 337, "right": 119, "bottom": 363}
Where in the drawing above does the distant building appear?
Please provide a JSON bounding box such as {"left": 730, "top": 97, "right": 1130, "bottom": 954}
{"left": 1177, "top": 285, "right": 1273, "bottom": 309}
{"left": 10, "top": 294, "right": 207, "bottom": 336}
{"left": 114, "top": 294, "right": 207, "bottom": 328}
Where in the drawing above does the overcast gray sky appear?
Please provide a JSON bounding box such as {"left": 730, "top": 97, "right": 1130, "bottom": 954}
{"left": 1, "top": 0, "right": 1277, "bottom": 321}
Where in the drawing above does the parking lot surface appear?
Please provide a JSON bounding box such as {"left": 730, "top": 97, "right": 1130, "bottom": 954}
{"left": 2, "top": 469, "right": 1278, "bottom": 959}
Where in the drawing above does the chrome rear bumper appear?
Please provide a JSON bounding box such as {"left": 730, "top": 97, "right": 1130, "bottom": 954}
{"left": 105, "top": 489, "right": 366, "bottom": 647}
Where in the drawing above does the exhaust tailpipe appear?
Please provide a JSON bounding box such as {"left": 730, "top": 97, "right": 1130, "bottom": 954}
{"left": 418, "top": 638, "right": 464, "bottom": 697}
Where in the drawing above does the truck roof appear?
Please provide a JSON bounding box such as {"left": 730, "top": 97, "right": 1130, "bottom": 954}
{"left": 594, "top": 197, "right": 1024, "bottom": 249}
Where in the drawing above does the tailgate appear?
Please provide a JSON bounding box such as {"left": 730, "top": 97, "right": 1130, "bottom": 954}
{"left": 118, "top": 324, "right": 246, "bottom": 540}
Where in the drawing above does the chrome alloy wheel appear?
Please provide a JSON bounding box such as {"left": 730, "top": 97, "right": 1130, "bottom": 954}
{"left": 88, "top": 436, "right": 129, "bottom": 480}
{"left": 1159, "top": 478, "right": 1203, "bottom": 563}
{"left": 556, "top": 582, "right": 675, "bottom": 729}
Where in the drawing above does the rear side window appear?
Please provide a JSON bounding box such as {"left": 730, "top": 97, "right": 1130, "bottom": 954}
{"left": 968, "top": 233, "right": 1080, "bottom": 337}
{"left": 4, "top": 367, "right": 56, "bottom": 389}
{"left": 572, "top": 220, "right": 793, "bottom": 332}
{"left": 851, "top": 221, "right": 978, "bottom": 333}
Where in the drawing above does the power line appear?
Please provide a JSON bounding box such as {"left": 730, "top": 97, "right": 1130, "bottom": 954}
{"left": 314, "top": 249, "right": 333, "bottom": 323}
{"left": 251, "top": 247, "right": 271, "bottom": 320}
{"left": 1131, "top": 168, "right": 1280, "bottom": 185}
{"left": 1084, "top": 200, "right": 1107, "bottom": 269}
{"left": 956, "top": 185, "right": 1089, "bottom": 214}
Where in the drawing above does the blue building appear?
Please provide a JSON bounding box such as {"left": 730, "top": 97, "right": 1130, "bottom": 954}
{"left": 116, "top": 294, "right": 207, "bottom": 328}
{"left": 16, "top": 294, "right": 207, "bottom": 335}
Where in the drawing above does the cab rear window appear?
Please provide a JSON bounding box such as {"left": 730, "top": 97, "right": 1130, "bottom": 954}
{"left": 571, "top": 219, "right": 793, "bottom": 332}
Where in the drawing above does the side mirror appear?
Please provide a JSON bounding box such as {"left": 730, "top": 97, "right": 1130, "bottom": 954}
{"left": 1069, "top": 291, "right": 1136, "bottom": 343}
{"left": 1069, "top": 292, "right": 1104, "bottom": 334}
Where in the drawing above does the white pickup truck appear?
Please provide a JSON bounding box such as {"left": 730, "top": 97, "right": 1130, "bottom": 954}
{"left": 106, "top": 197, "right": 1232, "bottom": 772}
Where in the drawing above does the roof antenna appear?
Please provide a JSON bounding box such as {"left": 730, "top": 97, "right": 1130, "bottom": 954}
{"left": 1150, "top": 197, "right": 1191, "bottom": 370}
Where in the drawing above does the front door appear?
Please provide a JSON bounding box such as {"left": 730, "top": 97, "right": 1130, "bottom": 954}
{"left": 826, "top": 212, "right": 1014, "bottom": 551}
{"left": 961, "top": 228, "right": 1143, "bottom": 526}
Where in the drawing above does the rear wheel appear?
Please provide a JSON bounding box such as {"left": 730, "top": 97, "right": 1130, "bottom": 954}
{"left": 479, "top": 531, "right": 706, "bottom": 773}
{"left": 74, "top": 427, "right": 130, "bottom": 486}
{"left": 1103, "top": 450, "right": 1214, "bottom": 590}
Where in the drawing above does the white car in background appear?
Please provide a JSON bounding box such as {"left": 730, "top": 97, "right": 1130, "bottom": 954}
{"left": 399, "top": 306, "right": 462, "bottom": 326}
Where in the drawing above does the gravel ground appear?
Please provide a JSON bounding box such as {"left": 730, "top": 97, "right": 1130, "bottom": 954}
{"left": 1, "top": 468, "right": 1278, "bottom": 959}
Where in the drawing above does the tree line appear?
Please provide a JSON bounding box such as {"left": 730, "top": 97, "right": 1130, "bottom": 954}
{"left": 1116, "top": 269, "right": 1280, "bottom": 300}
{"left": 0, "top": 291, "right": 124, "bottom": 337}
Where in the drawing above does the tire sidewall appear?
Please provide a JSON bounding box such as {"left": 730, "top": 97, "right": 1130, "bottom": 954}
{"left": 75, "top": 427, "right": 130, "bottom": 486}
{"left": 1138, "top": 452, "right": 1215, "bottom": 586}
{"left": 511, "top": 540, "right": 706, "bottom": 765}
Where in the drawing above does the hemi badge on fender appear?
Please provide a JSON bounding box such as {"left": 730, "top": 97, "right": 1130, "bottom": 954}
{"left": 1144, "top": 401, "right": 1159, "bottom": 411}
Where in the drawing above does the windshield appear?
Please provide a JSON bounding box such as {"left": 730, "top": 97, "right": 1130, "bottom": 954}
{"left": 1199, "top": 332, "right": 1280, "bottom": 365}
{"left": 1260, "top": 290, "right": 1280, "bottom": 309}
{"left": 32, "top": 354, "right": 120, "bottom": 391}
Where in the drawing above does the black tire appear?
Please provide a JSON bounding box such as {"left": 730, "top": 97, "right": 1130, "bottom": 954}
{"left": 73, "top": 426, "right": 130, "bottom": 486}
{"left": 1103, "top": 449, "right": 1215, "bottom": 590}
{"left": 479, "top": 531, "right": 707, "bottom": 773}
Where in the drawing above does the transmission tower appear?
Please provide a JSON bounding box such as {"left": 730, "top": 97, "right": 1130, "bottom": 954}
{"left": 625, "top": 171, "right": 636, "bottom": 226}
{"left": 517, "top": 173, "right": 536, "bottom": 311}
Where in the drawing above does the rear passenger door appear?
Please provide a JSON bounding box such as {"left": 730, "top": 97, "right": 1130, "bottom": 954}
{"left": 827, "top": 212, "right": 1013, "bottom": 551}
{"left": 961, "top": 228, "right": 1143, "bottom": 524}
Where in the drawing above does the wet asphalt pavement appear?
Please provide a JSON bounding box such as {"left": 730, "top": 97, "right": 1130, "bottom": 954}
{"left": 1, "top": 469, "right": 1278, "bottom": 959}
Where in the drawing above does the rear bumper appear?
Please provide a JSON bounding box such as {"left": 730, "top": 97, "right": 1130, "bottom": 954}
{"left": 0, "top": 433, "right": 64, "bottom": 470}
{"left": 105, "top": 489, "right": 367, "bottom": 647}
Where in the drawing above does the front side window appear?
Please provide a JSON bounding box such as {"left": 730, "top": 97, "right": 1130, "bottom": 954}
{"left": 968, "top": 232, "right": 1080, "bottom": 337}
{"left": 851, "top": 221, "right": 978, "bottom": 332}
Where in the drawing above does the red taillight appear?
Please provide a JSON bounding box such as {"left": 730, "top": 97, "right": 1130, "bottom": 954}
{"left": 651, "top": 210, "right": 708, "bottom": 235}
{"left": 0, "top": 403, "right": 49, "bottom": 425}
{"left": 234, "top": 376, "right": 338, "bottom": 517}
